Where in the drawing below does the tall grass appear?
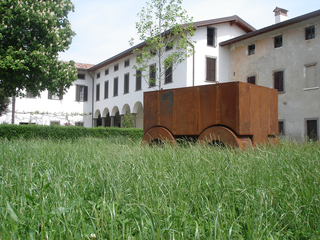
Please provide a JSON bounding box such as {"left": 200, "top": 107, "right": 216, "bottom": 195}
{"left": 0, "top": 137, "right": 319, "bottom": 239}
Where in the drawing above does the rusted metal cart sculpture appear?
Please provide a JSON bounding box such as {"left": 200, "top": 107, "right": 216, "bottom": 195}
{"left": 142, "top": 81, "right": 278, "bottom": 148}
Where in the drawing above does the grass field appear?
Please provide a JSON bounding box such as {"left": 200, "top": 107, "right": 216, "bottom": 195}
{"left": 0, "top": 137, "right": 319, "bottom": 239}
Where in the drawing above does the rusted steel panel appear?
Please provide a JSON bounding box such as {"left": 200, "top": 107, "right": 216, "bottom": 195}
{"left": 199, "top": 85, "right": 217, "bottom": 134}
{"left": 143, "top": 82, "right": 278, "bottom": 145}
{"left": 158, "top": 90, "right": 174, "bottom": 132}
{"left": 143, "top": 91, "right": 159, "bottom": 134}
{"left": 218, "top": 82, "right": 239, "bottom": 133}
{"left": 175, "top": 87, "right": 198, "bottom": 135}
{"left": 238, "top": 83, "right": 251, "bottom": 134}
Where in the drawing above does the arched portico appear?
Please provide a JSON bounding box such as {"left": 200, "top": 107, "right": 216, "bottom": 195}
{"left": 102, "top": 108, "right": 110, "bottom": 127}
{"left": 133, "top": 101, "right": 143, "bottom": 129}
{"left": 93, "top": 109, "right": 102, "bottom": 127}
{"left": 111, "top": 106, "right": 121, "bottom": 127}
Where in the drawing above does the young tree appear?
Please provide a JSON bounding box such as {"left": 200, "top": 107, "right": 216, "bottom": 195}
{"left": 0, "top": 0, "right": 77, "bottom": 98}
{"left": 122, "top": 112, "right": 135, "bottom": 128}
{"left": 130, "top": 0, "right": 195, "bottom": 90}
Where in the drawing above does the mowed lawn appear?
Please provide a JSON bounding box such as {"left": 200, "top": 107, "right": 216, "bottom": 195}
{"left": 0, "top": 137, "right": 319, "bottom": 239}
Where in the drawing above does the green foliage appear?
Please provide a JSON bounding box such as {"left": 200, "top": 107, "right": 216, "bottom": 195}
{"left": 0, "top": 124, "right": 143, "bottom": 140}
{"left": 0, "top": 89, "right": 10, "bottom": 116}
{"left": 122, "top": 112, "right": 135, "bottom": 128}
{"left": 130, "top": 0, "right": 195, "bottom": 89}
{"left": 0, "top": 0, "right": 77, "bottom": 97}
{"left": 0, "top": 139, "right": 319, "bottom": 239}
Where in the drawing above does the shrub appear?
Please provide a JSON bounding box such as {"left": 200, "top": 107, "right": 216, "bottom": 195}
{"left": 0, "top": 124, "right": 143, "bottom": 140}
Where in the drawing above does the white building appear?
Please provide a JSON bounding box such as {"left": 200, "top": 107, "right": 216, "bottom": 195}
{"left": 1, "top": 8, "right": 320, "bottom": 141}
{"left": 1, "top": 63, "right": 94, "bottom": 127}
{"left": 1, "top": 15, "right": 255, "bottom": 128}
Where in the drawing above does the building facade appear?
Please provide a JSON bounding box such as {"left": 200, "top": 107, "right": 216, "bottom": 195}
{"left": 1, "top": 8, "right": 320, "bottom": 141}
{"left": 220, "top": 8, "right": 320, "bottom": 140}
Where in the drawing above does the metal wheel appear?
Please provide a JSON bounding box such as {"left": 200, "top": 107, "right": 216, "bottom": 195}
{"left": 198, "top": 126, "right": 252, "bottom": 149}
{"left": 142, "top": 127, "right": 176, "bottom": 146}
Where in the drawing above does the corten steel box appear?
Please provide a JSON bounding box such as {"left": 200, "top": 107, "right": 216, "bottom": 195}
{"left": 143, "top": 81, "right": 278, "bottom": 146}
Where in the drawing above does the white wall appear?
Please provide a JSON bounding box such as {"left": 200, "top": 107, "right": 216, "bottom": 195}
{"left": 0, "top": 70, "right": 93, "bottom": 127}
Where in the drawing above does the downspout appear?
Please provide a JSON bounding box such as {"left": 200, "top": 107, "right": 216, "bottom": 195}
{"left": 187, "top": 40, "right": 195, "bottom": 86}
{"left": 88, "top": 70, "right": 94, "bottom": 127}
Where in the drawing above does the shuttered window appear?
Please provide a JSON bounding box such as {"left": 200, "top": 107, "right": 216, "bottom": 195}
{"left": 248, "top": 44, "right": 255, "bottom": 55}
{"left": 149, "top": 64, "right": 156, "bottom": 87}
{"left": 207, "top": 27, "right": 216, "bottom": 47}
{"left": 274, "top": 70, "right": 284, "bottom": 92}
{"left": 305, "top": 64, "right": 317, "bottom": 88}
{"left": 104, "top": 81, "right": 109, "bottom": 99}
{"left": 305, "top": 26, "right": 315, "bottom": 40}
{"left": 48, "top": 91, "right": 63, "bottom": 100}
{"left": 96, "top": 84, "right": 100, "bottom": 101}
{"left": 206, "top": 57, "right": 216, "bottom": 82}
{"left": 307, "top": 119, "right": 318, "bottom": 141}
{"left": 124, "top": 73, "right": 129, "bottom": 94}
{"left": 114, "top": 77, "right": 118, "bottom": 96}
{"left": 165, "top": 65, "right": 172, "bottom": 84}
{"left": 247, "top": 76, "right": 256, "bottom": 84}
{"left": 136, "top": 70, "right": 142, "bottom": 91}
{"left": 278, "top": 121, "right": 285, "bottom": 135}
{"left": 274, "top": 35, "right": 283, "bottom": 48}
{"left": 76, "top": 85, "right": 88, "bottom": 101}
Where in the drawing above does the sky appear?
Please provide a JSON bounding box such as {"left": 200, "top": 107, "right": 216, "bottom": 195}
{"left": 58, "top": 0, "right": 320, "bottom": 65}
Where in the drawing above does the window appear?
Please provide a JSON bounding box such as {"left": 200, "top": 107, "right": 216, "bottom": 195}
{"left": 207, "top": 27, "right": 217, "bottom": 47}
{"left": 96, "top": 84, "right": 100, "bottom": 101}
{"left": 305, "top": 63, "right": 317, "bottom": 89}
{"left": 136, "top": 70, "right": 142, "bottom": 91}
{"left": 247, "top": 76, "right": 256, "bottom": 84}
{"left": 97, "top": 72, "right": 100, "bottom": 79}
{"left": 76, "top": 85, "right": 88, "bottom": 101}
{"left": 305, "top": 26, "right": 315, "bottom": 40}
{"left": 248, "top": 44, "right": 255, "bottom": 55}
{"left": 206, "top": 57, "right": 216, "bottom": 82}
{"left": 149, "top": 64, "right": 156, "bottom": 87}
{"left": 105, "top": 68, "right": 109, "bottom": 75}
{"left": 104, "top": 81, "right": 109, "bottom": 99}
{"left": 114, "top": 77, "right": 118, "bottom": 96}
{"left": 306, "top": 119, "right": 318, "bottom": 141}
{"left": 278, "top": 121, "right": 285, "bottom": 135}
{"left": 165, "top": 65, "right": 172, "bottom": 84}
{"left": 50, "top": 121, "right": 60, "bottom": 126}
{"left": 274, "top": 35, "right": 283, "bottom": 48}
{"left": 166, "top": 42, "right": 173, "bottom": 51}
{"left": 48, "top": 91, "right": 63, "bottom": 100}
{"left": 26, "top": 91, "right": 36, "bottom": 98}
{"left": 274, "top": 70, "right": 284, "bottom": 93}
{"left": 124, "top": 59, "right": 130, "bottom": 67}
{"left": 124, "top": 73, "right": 129, "bottom": 94}
{"left": 114, "top": 64, "right": 119, "bottom": 72}
{"left": 75, "top": 121, "right": 84, "bottom": 127}
{"left": 150, "top": 49, "right": 156, "bottom": 56}
{"left": 78, "top": 73, "right": 85, "bottom": 80}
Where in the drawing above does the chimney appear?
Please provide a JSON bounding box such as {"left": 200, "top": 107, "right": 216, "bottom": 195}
{"left": 273, "top": 7, "right": 288, "bottom": 23}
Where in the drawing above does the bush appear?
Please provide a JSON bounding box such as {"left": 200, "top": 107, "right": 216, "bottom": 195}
{"left": 0, "top": 124, "right": 143, "bottom": 140}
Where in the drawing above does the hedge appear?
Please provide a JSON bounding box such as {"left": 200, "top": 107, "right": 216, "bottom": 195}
{"left": 0, "top": 124, "right": 143, "bottom": 140}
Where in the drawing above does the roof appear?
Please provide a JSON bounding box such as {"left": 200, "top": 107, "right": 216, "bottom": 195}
{"left": 75, "top": 63, "right": 95, "bottom": 70}
{"left": 220, "top": 9, "right": 320, "bottom": 46}
{"left": 89, "top": 15, "right": 255, "bottom": 72}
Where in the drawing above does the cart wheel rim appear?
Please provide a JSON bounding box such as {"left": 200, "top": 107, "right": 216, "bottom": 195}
{"left": 198, "top": 126, "right": 252, "bottom": 149}
{"left": 142, "top": 127, "right": 176, "bottom": 146}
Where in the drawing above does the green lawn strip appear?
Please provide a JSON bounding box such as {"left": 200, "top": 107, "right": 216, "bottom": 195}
{"left": 0, "top": 138, "right": 319, "bottom": 239}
